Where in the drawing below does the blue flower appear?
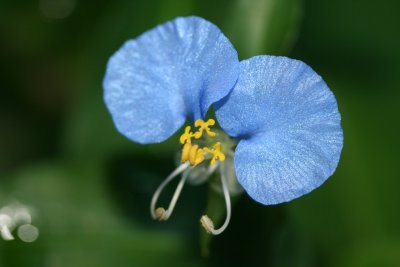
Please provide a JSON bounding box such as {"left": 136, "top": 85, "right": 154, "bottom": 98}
{"left": 104, "top": 16, "right": 239, "bottom": 144}
{"left": 103, "top": 16, "right": 343, "bottom": 235}
{"left": 215, "top": 56, "right": 343, "bottom": 205}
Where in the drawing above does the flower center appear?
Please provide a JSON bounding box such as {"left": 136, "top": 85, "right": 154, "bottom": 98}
{"left": 179, "top": 119, "right": 226, "bottom": 167}
{"left": 150, "top": 118, "right": 240, "bottom": 235}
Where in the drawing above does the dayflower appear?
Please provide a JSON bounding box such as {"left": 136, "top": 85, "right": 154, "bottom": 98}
{"left": 103, "top": 16, "right": 343, "bottom": 235}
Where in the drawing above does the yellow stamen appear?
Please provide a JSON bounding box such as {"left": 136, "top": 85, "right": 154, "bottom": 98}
{"left": 181, "top": 143, "right": 191, "bottom": 163}
{"left": 180, "top": 126, "right": 194, "bottom": 144}
{"left": 179, "top": 119, "right": 224, "bottom": 166}
{"left": 189, "top": 144, "right": 199, "bottom": 165}
{"left": 194, "top": 119, "right": 216, "bottom": 139}
{"left": 195, "top": 148, "right": 205, "bottom": 166}
{"left": 181, "top": 143, "right": 205, "bottom": 166}
{"left": 204, "top": 143, "right": 226, "bottom": 165}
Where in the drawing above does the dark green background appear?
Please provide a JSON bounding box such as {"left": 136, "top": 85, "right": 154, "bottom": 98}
{"left": 1, "top": 0, "right": 399, "bottom": 266}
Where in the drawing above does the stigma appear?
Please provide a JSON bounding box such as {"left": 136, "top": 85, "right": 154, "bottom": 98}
{"left": 150, "top": 119, "right": 233, "bottom": 235}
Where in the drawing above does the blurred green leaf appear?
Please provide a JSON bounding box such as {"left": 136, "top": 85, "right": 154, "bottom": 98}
{"left": 335, "top": 241, "right": 400, "bottom": 267}
{"left": 157, "top": 0, "right": 196, "bottom": 21}
{"left": 224, "top": 0, "right": 302, "bottom": 58}
{"left": 0, "top": 162, "right": 202, "bottom": 267}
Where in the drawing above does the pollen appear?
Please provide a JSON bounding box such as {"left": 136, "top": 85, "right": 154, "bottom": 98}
{"left": 179, "top": 119, "right": 225, "bottom": 167}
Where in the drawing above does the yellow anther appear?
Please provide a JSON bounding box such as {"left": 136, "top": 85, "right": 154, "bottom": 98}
{"left": 203, "top": 143, "right": 225, "bottom": 165}
{"left": 181, "top": 143, "right": 191, "bottom": 163}
{"left": 194, "top": 119, "right": 217, "bottom": 139}
{"left": 180, "top": 126, "right": 194, "bottom": 144}
{"left": 194, "top": 148, "right": 205, "bottom": 166}
{"left": 179, "top": 119, "right": 223, "bottom": 167}
{"left": 188, "top": 144, "right": 199, "bottom": 166}
{"left": 181, "top": 143, "right": 205, "bottom": 166}
{"left": 189, "top": 144, "right": 198, "bottom": 165}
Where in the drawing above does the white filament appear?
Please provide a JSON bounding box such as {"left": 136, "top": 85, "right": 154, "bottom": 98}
{"left": 200, "top": 163, "right": 231, "bottom": 235}
{"left": 150, "top": 162, "right": 190, "bottom": 220}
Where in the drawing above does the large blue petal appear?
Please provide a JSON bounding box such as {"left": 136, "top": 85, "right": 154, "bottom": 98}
{"left": 216, "top": 56, "right": 343, "bottom": 204}
{"left": 103, "top": 16, "right": 239, "bottom": 144}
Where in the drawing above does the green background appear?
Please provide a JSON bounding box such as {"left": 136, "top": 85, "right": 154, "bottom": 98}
{"left": 1, "top": 0, "right": 399, "bottom": 266}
